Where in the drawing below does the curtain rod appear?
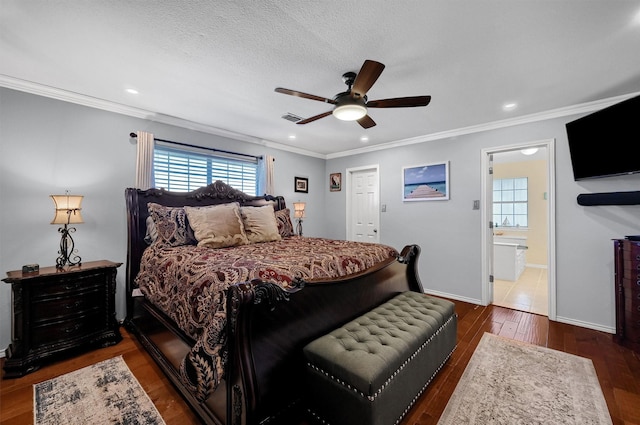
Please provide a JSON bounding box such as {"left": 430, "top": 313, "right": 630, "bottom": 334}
{"left": 129, "top": 132, "right": 263, "bottom": 160}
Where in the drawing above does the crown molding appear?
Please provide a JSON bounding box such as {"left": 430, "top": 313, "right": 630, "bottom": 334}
{"left": 2, "top": 74, "right": 636, "bottom": 161}
{"left": 0, "top": 74, "right": 324, "bottom": 159}
{"left": 327, "top": 91, "right": 640, "bottom": 159}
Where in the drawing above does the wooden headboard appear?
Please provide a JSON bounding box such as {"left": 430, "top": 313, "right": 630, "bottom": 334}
{"left": 124, "top": 181, "right": 286, "bottom": 316}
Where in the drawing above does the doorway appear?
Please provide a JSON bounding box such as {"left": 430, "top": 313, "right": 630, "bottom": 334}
{"left": 345, "top": 165, "right": 380, "bottom": 243}
{"left": 481, "top": 140, "right": 556, "bottom": 320}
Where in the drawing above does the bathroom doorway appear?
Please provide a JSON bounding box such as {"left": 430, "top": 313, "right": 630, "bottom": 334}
{"left": 481, "top": 140, "right": 556, "bottom": 319}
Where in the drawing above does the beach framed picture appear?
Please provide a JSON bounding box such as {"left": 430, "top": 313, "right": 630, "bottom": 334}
{"left": 402, "top": 161, "right": 449, "bottom": 201}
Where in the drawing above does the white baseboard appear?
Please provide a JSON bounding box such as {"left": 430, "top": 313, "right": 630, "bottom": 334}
{"left": 525, "top": 263, "right": 548, "bottom": 269}
{"left": 424, "top": 289, "right": 482, "bottom": 305}
{"left": 555, "top": 315, "right": 615, "bottom": 334}
{"left": 423, "top": 289, "right": 615, "bottom": 335}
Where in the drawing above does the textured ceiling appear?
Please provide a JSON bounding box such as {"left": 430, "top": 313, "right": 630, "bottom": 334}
{"left": 2, "top": 1, "right": 640, "bottom": 157}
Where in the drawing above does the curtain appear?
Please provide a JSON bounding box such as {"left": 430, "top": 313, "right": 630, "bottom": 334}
{"left": 135, "top": 131, "right": 155, "bottom": 189}
{"left": 258, "top": 154, "right": 275, "bottom": 195}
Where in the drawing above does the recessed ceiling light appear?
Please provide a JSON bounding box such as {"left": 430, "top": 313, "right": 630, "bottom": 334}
{"left": 521, "top": 147, "right": 539, "bottom": 155}
{"left": 288, "top": 135, "right": 296, "bottom": 139}
{"left": 360, "top": 136, "right": 369, "bottom": 142}
{"left": 125, "top": 88, "right": 139, "bottom": 95}
{"left": 502, "top": 102, "right": 517, "bottom": 111}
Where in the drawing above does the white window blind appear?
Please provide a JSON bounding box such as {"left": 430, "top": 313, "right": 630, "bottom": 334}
{"left": 153, "top": 144, "right": 258, "bottom": 195}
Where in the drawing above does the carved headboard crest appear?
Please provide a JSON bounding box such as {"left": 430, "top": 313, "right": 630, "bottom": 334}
{"left": 188, "top": 180, "right": 257, "bottom": 202}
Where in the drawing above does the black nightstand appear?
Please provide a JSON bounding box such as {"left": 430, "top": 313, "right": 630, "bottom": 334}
{"left": 2, "top": 260, "right": 122, "bottom": 378}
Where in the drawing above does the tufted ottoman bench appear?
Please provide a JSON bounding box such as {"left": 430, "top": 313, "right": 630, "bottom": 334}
{"left": 302, "top": 291, "right": 457, "bottom": 425}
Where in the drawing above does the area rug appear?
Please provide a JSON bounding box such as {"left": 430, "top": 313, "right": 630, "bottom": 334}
{"left": 34, "top": 356, "right": 166, "bottom": 425}
{"left": 437, "top": 333, "right": 612, "bottom": 425}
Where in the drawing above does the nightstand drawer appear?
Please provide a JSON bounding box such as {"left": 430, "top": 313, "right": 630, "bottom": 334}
{"left": 32, "top": 289, "right": 104, "bottom": 323}
{"left": 31, "top": 271, "right": 105, "bottom": 299}
{"left": 32, "top": 311, "right": 103, "bottom": 346}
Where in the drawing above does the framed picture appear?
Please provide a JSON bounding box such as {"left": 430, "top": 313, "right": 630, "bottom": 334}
{"left": 329, "top": 173, "right": 342, "bottom": 192}
{"left": 294, "top": 176, "right": 308, "bottom": 193}
{"left": 402, "top": 161, "right": 449, "bottom": 201}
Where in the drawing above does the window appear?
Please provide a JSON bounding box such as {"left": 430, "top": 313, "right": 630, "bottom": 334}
{"left": 153, "top": 144, "right": 258, "bottom": 194}
{"left": 493, "top": 177, "right": 528, "bottom": 228}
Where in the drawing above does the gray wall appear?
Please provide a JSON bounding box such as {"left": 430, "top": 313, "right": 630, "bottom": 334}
{"left": 0, "top": 88, "right": 325, "bottom": 352}
{"left": 2, "top": 87, "right": 639, "bottom": 354}
{"left": 326, "top": 115, "right": 640, "bottom": 332}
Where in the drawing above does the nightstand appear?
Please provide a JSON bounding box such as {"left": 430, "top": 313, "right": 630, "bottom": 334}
{"left": 2, "top": 260, "right": 123, "bottom": 378}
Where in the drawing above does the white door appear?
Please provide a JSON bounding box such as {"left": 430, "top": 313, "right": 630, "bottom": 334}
{"left": 347, "top": 166, "right": 380, "bottom": 242}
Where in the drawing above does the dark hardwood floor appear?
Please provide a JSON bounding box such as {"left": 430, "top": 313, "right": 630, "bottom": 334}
{"left": 2, "top": 301, "right": 639, "bottom": 425}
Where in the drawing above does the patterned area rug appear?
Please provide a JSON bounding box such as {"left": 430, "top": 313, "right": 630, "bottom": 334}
{"left": 34, "top": 356, "right": 166, "bottom": 425}
{"left": 438, "top": 333, "right": 612, "bottom": 425}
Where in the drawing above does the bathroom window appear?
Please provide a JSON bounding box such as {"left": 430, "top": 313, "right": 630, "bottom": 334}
{"left": 493, "top": 177, "right": 528, "bottom": 228}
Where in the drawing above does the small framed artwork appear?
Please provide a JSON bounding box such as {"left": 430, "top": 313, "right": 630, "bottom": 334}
{"left": 294, "top": 176, "right": 308, "bottom": 193}
{"left": 330, "top": 173, "right": 341, "bottom": 192}
{"left": 402, "top": 161, "right": 449, "bottom": 201}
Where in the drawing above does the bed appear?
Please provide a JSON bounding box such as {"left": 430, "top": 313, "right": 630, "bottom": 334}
{"left": 124, "top": 181, "right": 423, "bottom": 425}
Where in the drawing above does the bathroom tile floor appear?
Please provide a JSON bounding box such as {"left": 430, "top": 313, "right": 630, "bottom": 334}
{"left": 493, "top": 267, "right": 548, "bottom": 316}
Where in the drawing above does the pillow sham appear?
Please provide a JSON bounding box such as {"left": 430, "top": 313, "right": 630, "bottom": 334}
{"left": 147, "top": 203, "right": 197, "bottom": 247}
{"left": 241, "top": 205, "right": 282, "bottom": 244}
{"left": 275, "top": 208, "right": 294, "bottom": 237}
{"left": 184, "top": 203, "right": 249, "bottom": 248}
{"left": 144, "top": 215, "right": 158, "bottom": 245}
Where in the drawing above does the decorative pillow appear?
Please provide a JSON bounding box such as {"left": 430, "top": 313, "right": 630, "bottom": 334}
{"left": 184, "top": 203, "right": 249, "bottom": 248}
{"left": 144, "top": 215, "right": 158, "bottom": 245}
{"left": 275, "top": 208, "right": 294, "bottom": 237}
{"left": 241, "top": 205, "right": 282, "bottom": 244}
{"left": 147, "top": 203, "right": 197, "bottom": 247}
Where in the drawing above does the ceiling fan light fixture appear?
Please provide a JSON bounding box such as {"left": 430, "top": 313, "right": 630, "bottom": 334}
{"left": 333, "top": 103, "right": 367, "bottom": 121}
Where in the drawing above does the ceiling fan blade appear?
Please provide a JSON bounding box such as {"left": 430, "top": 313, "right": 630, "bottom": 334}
{"left": 357, "top": 115, "right": 376, "bottom": 129}
{"left": 351, "top": 60, "right": 385, "bottom": 97}
{"left": 275, "top": 88, "right": 336, "bottom": 104}
{"left": 367, "top": 96, "right": 431, "bottom": 108}
{"left": 296, "top": 110, "right": 333, "bottom": 125}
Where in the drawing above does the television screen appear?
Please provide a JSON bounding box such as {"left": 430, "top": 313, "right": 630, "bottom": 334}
{"left": 565, "top": 94, "right": 640, "bottom": 180}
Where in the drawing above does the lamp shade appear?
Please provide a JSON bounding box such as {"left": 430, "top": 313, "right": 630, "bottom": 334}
{"left": 293, "top": 202, "right": 306, "bottom": 218}
{"left": 51, "top": 194, "right": 84, "bottom": 225}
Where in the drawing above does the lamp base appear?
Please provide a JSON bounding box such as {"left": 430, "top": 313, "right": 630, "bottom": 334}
{"left": 296, "top": 219, "right": 303, "bottom": 237}
{"left": 56, "top": 225, "right": 82, "bottom": 269}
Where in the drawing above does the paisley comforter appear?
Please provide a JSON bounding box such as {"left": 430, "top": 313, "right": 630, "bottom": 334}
{"left": 134, "top": 236, "right": 398, "bottom": 401}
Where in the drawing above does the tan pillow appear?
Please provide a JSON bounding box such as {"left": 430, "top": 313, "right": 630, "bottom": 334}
{"left": 241, "top": 205, "right": 282, "bottom": 244}
{"left": 184, "top": 203, "right": 248, "bottom": 248}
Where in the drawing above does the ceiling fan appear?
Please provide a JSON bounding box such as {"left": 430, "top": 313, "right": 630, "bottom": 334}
{"left": 275, "top": 59, "right": 431, "bottom": 129}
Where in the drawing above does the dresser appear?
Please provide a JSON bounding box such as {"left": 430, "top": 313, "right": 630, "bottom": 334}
{"left": 2, "top": 260, "right": 122, "bottom": 378}
{"left": 614, "top": 239, "right": 640, "bottom": 353}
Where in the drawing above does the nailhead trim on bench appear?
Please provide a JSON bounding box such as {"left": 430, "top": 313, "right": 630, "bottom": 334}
{"left": 307, "top": 342, "right": 457, "bottom": 425}
{"left": 306, "top": 313, "right": 457, "bottom": 402}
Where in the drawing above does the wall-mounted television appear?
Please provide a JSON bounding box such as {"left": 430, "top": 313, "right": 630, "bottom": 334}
{"left": 565, "top": 94, "right": 640, "bottom": 180}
